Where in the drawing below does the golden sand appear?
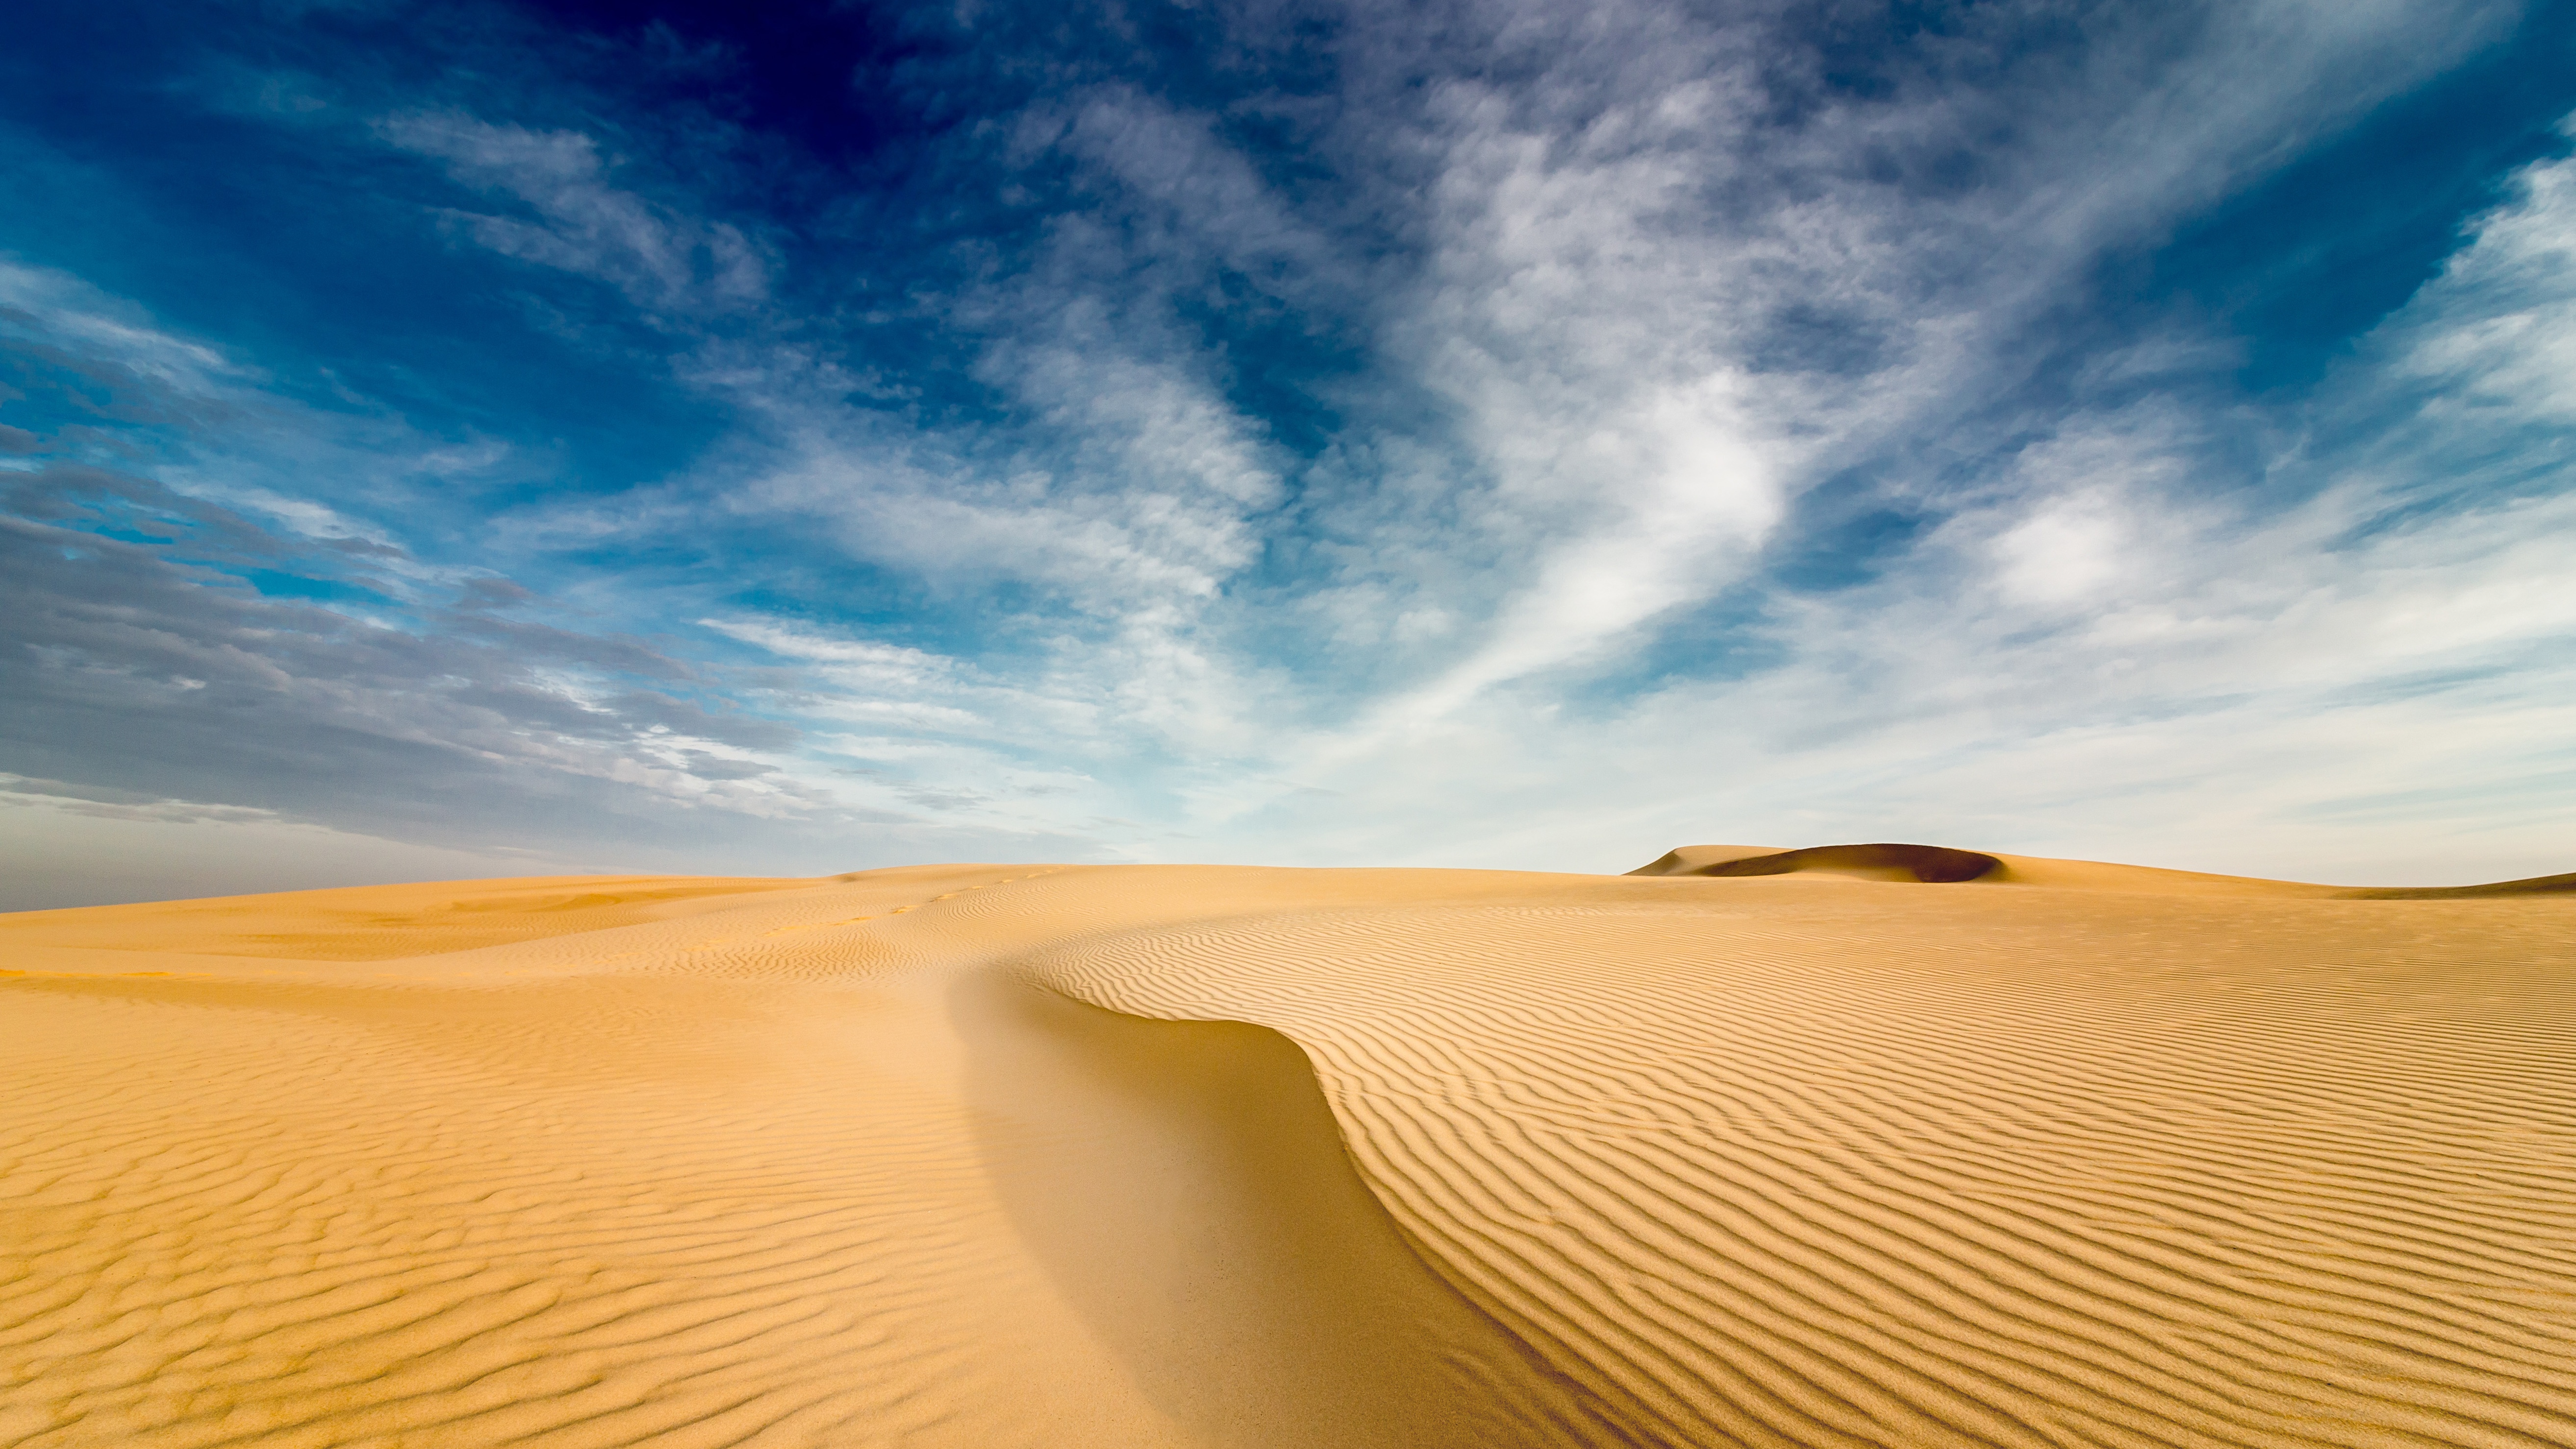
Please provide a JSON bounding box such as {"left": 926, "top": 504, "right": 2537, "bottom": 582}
{"left": 2, "top": 851, "right": 2570, "bottom": 1446}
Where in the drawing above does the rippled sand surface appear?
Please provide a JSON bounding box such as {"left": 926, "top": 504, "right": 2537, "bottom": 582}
{"left": 3, "top": 855, "right": 2570, "bottom": 1447}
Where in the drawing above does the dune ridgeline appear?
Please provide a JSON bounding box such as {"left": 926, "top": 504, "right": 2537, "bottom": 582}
{"left": 3, "top": 846, "right": 2571, "bottom": 1448}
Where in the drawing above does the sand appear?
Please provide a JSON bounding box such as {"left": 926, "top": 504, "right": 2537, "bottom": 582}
{"left": 2, "top": 850, "right": 2570, "bottom": 1447}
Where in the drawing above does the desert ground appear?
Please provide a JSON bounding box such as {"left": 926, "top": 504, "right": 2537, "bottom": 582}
{"left": 2, "top": 847, "right": 2570, "bottom": 1447}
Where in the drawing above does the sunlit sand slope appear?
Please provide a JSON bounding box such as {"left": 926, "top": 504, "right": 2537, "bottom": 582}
{"left": 1025, "top": 864, "right": 2576, "bottom": 1448}
{"left": 4, "top": 857, "right": 2572, "bottom": 1447}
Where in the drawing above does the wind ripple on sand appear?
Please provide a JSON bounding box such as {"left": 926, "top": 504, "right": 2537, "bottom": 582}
{"left": 0, "top": 978, "right": 1034, "bottom": 1447}
{"left": 1017, "top": 875, "right": 2576, "bottom": 1448}
{"left": 1, "top": 867, "right": 1618, "bottom": 1447}
{"left": 5, "top": 862, "right": 2572, "bottom": 1447}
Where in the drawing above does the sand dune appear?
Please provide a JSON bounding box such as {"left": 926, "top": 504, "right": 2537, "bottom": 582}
{"left": 2335, "top": 870, "right": 2576, "bottom": 900}
{"left": 4, "top": 851, "right": 2572, "bottom": 1446}
{"left": 1632, "top": 842, "right": 2003, "bottom": 882}
{"left": 1625, "top": 844, "right": 1787, "bottom": 876}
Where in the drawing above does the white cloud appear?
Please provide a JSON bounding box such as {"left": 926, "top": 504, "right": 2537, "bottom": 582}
{"left": 2381, "top": 124, "right": 2576, "bottom": 423}
{"left": 378, "top": 111, "right": 768, "bottom": 314}
{"left": 701, "top": 616, "right": 958, "bottom": 679}
{"left": 1120, "top": 85, "right": 2576, "bottom": 883}
{"left": 1975, "top": 426, "right": 2197, "bottom": 611}
{"left": 35, "top": 3, "right": 2560, "bottom": 893}
{"left": 1991, "top": 495, "right": 2130, "bottom": 607}
{"left": 600, "top": 1, "right": 2563, "bottom": 885}
{"left": 1248, "top": 0, "right": 2508, "bottom": 770}
{"left": 0, "top": 773, "right": 280, "bottom": 826}
{"left": 0, "top": 259, "right": 246, "bottom": 394}
{"left": 1048, "top": 85, "right": 1346, "bottom": 299}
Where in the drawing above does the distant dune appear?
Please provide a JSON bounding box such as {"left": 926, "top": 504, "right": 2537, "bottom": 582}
{"left": 1629, "top": 841, "right": 2002, "bottom": 882}
{"left": 2333, "top": 869, "right": 2576, "bottom": 899}
{"left": 4, "top": 849, "right": 2571, "bottom": 1447}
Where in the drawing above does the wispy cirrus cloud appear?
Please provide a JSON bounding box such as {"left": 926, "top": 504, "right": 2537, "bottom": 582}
{"left": 3, "top": 0, "right": 2570, "bottom": 904}
{"left": 1292, "top": 130, "right": 2576, "bottom": 880}
{"left": 380, "top": 110, "right": 770, "bottom": 316}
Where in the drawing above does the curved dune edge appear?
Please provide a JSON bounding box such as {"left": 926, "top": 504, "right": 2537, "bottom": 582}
{"left": 0, "top": 866, "right": 1635, "bottom": 1448}
{"left": 1017, "top": 867, "right": 2576, "bottom": 1449}
{"left": 1698, "top": 842, "right": 2003, "bottom": 882}
{"left": 1635, "top": 841, "right": 2576, "bottom": 897}
{"left": 954, "top": 975, "right": 1639, "bottom": 1446}
{"left": 5, "top": 859, "right": 2574, "bottom": 1448}
{"left": 1625, "top": 843, "right": 1787, "bottom": 876}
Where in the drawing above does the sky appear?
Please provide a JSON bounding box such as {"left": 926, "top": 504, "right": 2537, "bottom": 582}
{"left": 4, "top": 0, "right": 2574, "bottom": 908}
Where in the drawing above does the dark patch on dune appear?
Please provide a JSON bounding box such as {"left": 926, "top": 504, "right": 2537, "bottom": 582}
{"left": 2333, "top": 871, "right": 2576, "bottom": 900}
{"left": 1683, "top": 844, "right": 2002, "bottom": 883}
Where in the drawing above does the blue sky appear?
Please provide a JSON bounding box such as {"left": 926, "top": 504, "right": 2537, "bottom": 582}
{"left": 5, "top": 0, "right": 2573, "bottom": 906}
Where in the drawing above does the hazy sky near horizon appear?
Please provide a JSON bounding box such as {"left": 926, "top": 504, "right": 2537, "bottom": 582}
{"left": 5, "top": 0, "right": 2574, "bottom": 907}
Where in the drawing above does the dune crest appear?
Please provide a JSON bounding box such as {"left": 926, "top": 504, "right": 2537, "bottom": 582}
{"left": 1635, "top": 842, "right": 2002, "bottom": 882}
{"left": 2335, "top": 869, "right": 2576, "bottom": 899}
{"left": 5, "top": 855, "right": 2573, "bottom": 1447}
{"left": 1639, "top": 842, "right": 2576, "bottom": 897}
{"left": 1624, "top": 844, "right": 1786, "bottom": 876}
